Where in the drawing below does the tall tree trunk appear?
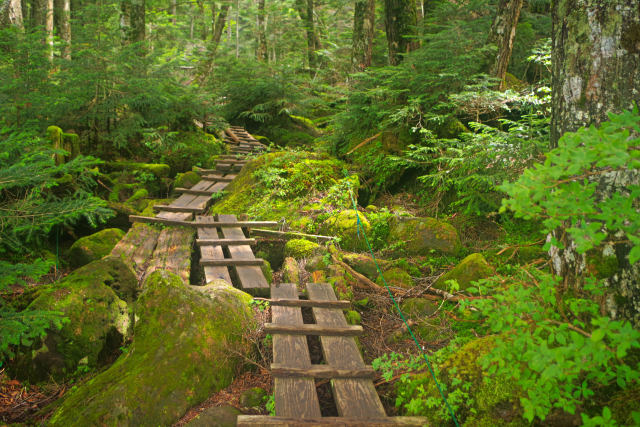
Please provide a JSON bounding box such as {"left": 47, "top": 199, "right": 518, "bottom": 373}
{"left": 56, "top": 0, "right": 70, "bottom": 59}
{"left": 256, "top": 0, "right": 267, "bottom": 61}
{"left": 31, "top": 0, "right": 45, "bottom": 28}
{"left": 384, "top": 0, "right": 417, "bottom": 65}
{"left": 295, "top": 0, "right": 319, "bottom": 68}
{"left": 550, "top": 0, "right": 640, "bottom": 323}
{"left": 46, "top": 0, "right": 53, "bottom": 59}
{"left": 1, "top": 0, "right": 24, "bottom": 28}
{"left": 352, "top": 0, "right": 375, "bottom": 71}
{"left": 170, "top": 0, "right": 176, "bottom": 24}
{"left": 487, "top": 0, "right": 523, "bottom": 89}
{"left": 197, "top": 0, "right": 206, "bottom": 39}
{"left": 198, "top": 3, "right": 228, "bottom": 82}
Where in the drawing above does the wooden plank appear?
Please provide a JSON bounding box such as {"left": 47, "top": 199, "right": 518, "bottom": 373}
{"left": 153, "top": 205, "right": 206, "bottom": 213}
{"left": 197, "top": 216, "right": 231, "bottom": 284}
{"left": 196, "top": 238, "right": 256, "bottom": 246}
{"left": 109, "top": 223, "right": 160, "bottom": 279}
{"left": 200, "top": 258, "right": 265, "bottom": 266}
{"left": 264, "top": 324, "right": 363, "bottom": 337}
{"left": 225, "top": 127, "right": 241, "bottom": 143}
{"left": 201, "top": 175, "right": 234, "bottom": 182}
{"left": 308, "top": 283, "right": 386, "bottom": 418}
{"left": 269, "top": 299, "right": 351, "bottom": 309}
{"left": 237, "top": 416, "right": 428, "bottom": 426}
{"left": 174, "top": 188, "right": 217, "bottom": 196}
{"left": 219, "top": 214, "right": 269, "bottom": 296}
{"left": 143, "top": 216, "right": 194, "bottom": 284}
{"left": 271, "top": 364, "right": 375, "bottom": 379}
{"left": 129, "top": 216, "right": 279, "bottom": 228}
{"left": 250, "top": 228, "right": 336, "bottom": 242}
{"left": 271, "top": 283, "right": 321, "bottom": 418}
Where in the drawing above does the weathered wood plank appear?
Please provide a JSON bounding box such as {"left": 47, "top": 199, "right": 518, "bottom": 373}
{"left": 196, "top": 238, "right": 256, "bottom": 246}
{"left": 308, "top": 283, "right": 386, "bottom": 418}
{"left": 144, "top": 214, "right": 194, "bottom": 284}
{"left": 237, "top": 416, "right": 429, "bottom": 426}
{"left": 270, "top": 364, "right": 375, "bottom": 379}
{"left": 153, "top": 205, "right": 206, "bottom": 213}
{"left": 196, "top": 216, "right": 231, "bottom": 284}
{"left": 264, "top": 323, "right": 363, "bottom": 337}
{"left": 250, "top": 229, "right": 336, "bottom": 242}
{"left": 271, "top": 283, "right": 321, "bottom": 418}
{"left": 109, "top": 223, "right": 160, "bottom": 278}
{"left": 129, "top": 216, "right": 279, "bottom": 228}
{"left": 269, "top": 299, "right": 351, "bottom": 309}
{"left": 200, "top": 258, "right": 265, "bottom": 266}
{"left": 174, "top": 188, "right": 217, "bottom": 196}
{"left": 219, "top": 214, "right": 269, "bottom": 296}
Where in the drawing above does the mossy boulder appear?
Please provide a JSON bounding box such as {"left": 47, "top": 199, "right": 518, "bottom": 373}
{"left": 282, "top": 257, "right": 301, "bottom": 286}
{"left": 342, "top": 253, "right": 391, "bottom": 280}
{"left": 187, "top": 406, "right": 241, "bottom": 427}
{"left": 319, "top": 210, "right": 370, "bottom": 252}
{"left": 67, "top": 228, "right": 125, "bottom": 268}
{"left": 12, "top": 258, "right": 136, "bottom": 382}
{"left": 49, "top": 270, "right": 253, "bottom": 426}
{"left": 388, "top": 216, "right": 461, "bottom": 256}
{"left": 284, "top": 239, "right": 321, "bottom": 259}
{"left": 376, "top": 267, "right": 413, "bottom": 289}
{"left": 400, "top": 298, "right": 437, "bottom": 318}
{"left": 125, "top": 188, "right": 148, "bottom": 205}
{"left": 107, "top": 161, "right": 171, "bottom": 178}
{"left": 174, "top": 171, "right": 201, "bottom": 189}
{"left": 433, "top": 253, "right": 493, "bottom": 291}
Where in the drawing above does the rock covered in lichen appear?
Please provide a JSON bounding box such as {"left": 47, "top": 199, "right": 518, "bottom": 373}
{"left": 433, "top": 253, "right": 493, "bottom": 291}
{"left": 342, "top": 252, "right": 391, "bottom": 280}
{"left": 11, "top": 258, "right": 136, "bottom": 381}
{"left": 319, "top": 210, "right": 370, "bottom": 252}
{"left": 67, "top": 228, "right": 125, "bottom": 268}
{"left": 376, "top": 267, "right": 413, "bottom": 289}
{"left": 48, "top": 270, "right": 253, "bottom": 426}
{"left": 174, "top": 171, "right": 201, "bottom": 189}
{"left": 388, "top": 216, "right": 461, "bottom": 256}
{"left": 282, "top": 257, "right": 301, "bottom": 286}
{"left": 284, "top": 239, "right": 321, "bottom": 259}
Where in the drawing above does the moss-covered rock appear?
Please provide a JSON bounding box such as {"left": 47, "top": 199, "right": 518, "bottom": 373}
{"left": 12, "top": 258, "right": 136, "bottom": 382}
{"left": 282, "top": 257, "right": 301, "bottom": 286}
{"left": 284, "top": 239, "right": 321, "bottom": 259}
{"left": 319, "top": 210, "right": 370, "bottom": 252}
{"left": 67, "top": 228, "right": 125, "bottom": 268}
{"left": 400, "top": 298, "right": 437, "bottom": 318}
{"left": 433, "top": 253, "right": 493, "bottom": 291}
{"left": 47, "top": 126, "right": 80, "bottom": 165}
{"left": 376, "top": 267, "right": 413, "bottom": 289}
{"left": 388, "top": 216, "right": 461, "bottom": 256}
{"left": 107, "top": 162, "right": 171, "bottom": 178}
{"left": 187, "top": 406, "right": 241, "bottom": 427}
{"left": 125, "top": 188, "right": 148, "bottom": 205}
{"left": 342, "top": 253, "right": 391, "bottom": 280}
{"left": 48, "top": 270, "right": 253, "bottom": 426}
{"left": 239, "top": 387, "right": 267, "bottom": 408}
{"left": 174, "top": 171, "right": 201, "bottom": 189}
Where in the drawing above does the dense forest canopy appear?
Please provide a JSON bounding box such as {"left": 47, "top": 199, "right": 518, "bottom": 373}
{"left": 1, "top": 0, "right": 639, "bottom": 425}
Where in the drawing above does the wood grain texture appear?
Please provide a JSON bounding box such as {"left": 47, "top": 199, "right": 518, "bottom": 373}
{"left": 109, "top": 223, "right": 160, "bottom": 278}
{"left": 271, "top": 364, "right": 375, "bottom": 379}
{"left": 197, "top": 216, "right": 232, "bottom": 284}
{"left": 269, "top": 299, "right": 351, "bottom": 309}
{"left": 308, "top": 283, "right": 386, "bottom": 418}
{"left": 237, "top": 416, "right": 429, "bottom": 426}
{"left": 144, "top": 217, "right": 194, "bottom": 284}
{"left": 264, "top": 323, "right": 363, "bottom": 336}
{"left": 271, "top": 283, "right": 321, "bottom": 418}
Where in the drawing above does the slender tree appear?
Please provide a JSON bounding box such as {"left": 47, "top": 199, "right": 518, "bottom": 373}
{"left": 54, "top": 0, "right": 71, "bottom": 59}
{"left": 256, "top": 0, "right": 267, "bottom": 61}
{"left": 487, "top": 0, "right": 523, "bottom": 89}
{"left": 45, "top": 0, "right": 53, "bottom": 59}
{"left": 1, "top": 0, "right": 24, "bottom": 28}
{"left": 351, "top": 0, "right": 375, "bottom": 71}
{"left": 295, "top": 0, "right": 320, "bottom": 68}
{"left": 384, "top": 0, "right": 417, "bottom": 65}
{"left": 549, "top": 0, "right": 640, "bottom": 311}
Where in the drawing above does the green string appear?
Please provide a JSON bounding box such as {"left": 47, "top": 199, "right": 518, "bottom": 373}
{"left": 56, "top": 225, "right": 60, "bottom": 276}
{"left": 348, "top": 188, "right": 460, "bottom": 427}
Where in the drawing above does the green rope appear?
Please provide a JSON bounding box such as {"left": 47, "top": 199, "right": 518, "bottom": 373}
{"left": 55, "top": 225, "right": 60, "bottom": 276}
{"left": 347, "top": 188, "right": 460, "bottom": 427}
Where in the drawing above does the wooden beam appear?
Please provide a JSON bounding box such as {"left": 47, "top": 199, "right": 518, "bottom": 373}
{"left": 237, "top": 416, "right": 429, "bottom": 426}
{"left": 200, "top": 258, "right": 265, "bottom": 266}
{"left": 270, "top": 364, "right": 375, "bottom": 379}
{"left": 269, "top": 299, "right": 351, "bottom": 309}
{"left": 153, "top": 205, "right": 205, "bottom": 213}
{"left": 264, "top": 323, "right": 363, "bottom": 337}
{"left": 129, "top": 215, "right": 279, "bottom": 228}
{"left": 196, "top": 238, "right": 256, "bottom": 246}
{"left": 201, "top": 175, "right": 234, "bottom": 182}
{"left": 225, "top": 128, "right": 241, "bottom": 143}
{"left": 174, "top": 188, "right": 217, "bottom": 196}
{"left": 251, "top": 228, "right": 336, "bottom": 242}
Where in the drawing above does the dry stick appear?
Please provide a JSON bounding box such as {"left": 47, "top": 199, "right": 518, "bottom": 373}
{"left": 345, "top": 132, "right": 382, "bottom": 155}
{"left": 225, "top": 128, "right": 241, "bottom": 143}
{"left": 330, "top": 253, "right": 386, "bottom": 293}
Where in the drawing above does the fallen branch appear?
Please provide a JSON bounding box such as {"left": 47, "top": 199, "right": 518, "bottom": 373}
{"left": 251, "top": 228, "right": 336, "bottom": 242}
{"left": 345, "top": 132, "right": 382, "bottom": 155}
{"left": 330, "top": 253, "right": 386, "bottom": 294}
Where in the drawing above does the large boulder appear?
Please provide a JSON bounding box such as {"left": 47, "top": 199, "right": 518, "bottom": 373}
{"left": 12, "top": 258, "right": 136, "bottom": 381}
{"left": 48, "top": 271, "right": 253, "bottom": 427}
{"left": 284, "top": 239, "right": 321, "bottom": 259}
{"left": 388, "top": 216, "right": 461, "bottom": 256}
{"left": 376, "top": 267, "right": 414, "bottom": 289}
{"left": 433, "top": 253, "right": 493, "bottom": 291}
{"left": 342, "top": 253, "right": 391, "bottom": 280}
{"left": 67, "top": 228, "right": 125, "bottom": 268}
{"left": 174, "top": 171, "right": 201, "bottom": 189}
{"left": 319, "top": 210, "right": 370, "bottom": 252}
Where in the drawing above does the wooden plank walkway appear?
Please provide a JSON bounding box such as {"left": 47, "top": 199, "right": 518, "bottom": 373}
{"left": 238, "top": 282, "right": 428, "bottom": 426}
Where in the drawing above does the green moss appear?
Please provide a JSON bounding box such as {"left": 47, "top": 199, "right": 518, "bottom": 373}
{"left": 282, "top": 257, "right": 300, "bottom": 286}
{"left": 345, "top": 310, "right": 361, "bottom": 325}
{"left": 377, "top": 267, "right": 413, "bottom": 289}
{"left": 400, "top": 298, "right": 437, "bottom": 318}
{"left": 388, "top": 216, "right": 461, "bottom": 256}
{"left": 586, "top": 248, "right": 619, "bottom": 279}
{"left": 239, "top": 387, "right": 267, "bottom": 408}
{"left": 12, "top": 258, "right": 136, "bottom": 382}
{"left": 261, "top": 260, "right": 273, "bottom": 284}
{"left": 108, "top": 162, "right": 171, "bottom": 178}
{"left": 319, "top": 210, "right": 371, "bottom": 252}
{"left": 284, "top": 239, "right": 320, "bottom": 259}
{"left": 126, "top": 188, "right": 148, "bottom": 204}
{"left": 433, "top": 253, "right": 493, "bottom": 291}
{"left": 67, "top": 228, "right": 125, "bottom": 268}
{"left": 174, "top": 171, "right": 201, "bottom": 189}
{"left": 49, "top": 270, "right": 253, "bottom": 426}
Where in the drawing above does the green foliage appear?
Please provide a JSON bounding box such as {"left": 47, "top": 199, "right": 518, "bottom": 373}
{"left": 464, "top": 268, "right": 640, "bottom": 423}
{"left": 500, "top": 109, "right": 640, "bottom": 263}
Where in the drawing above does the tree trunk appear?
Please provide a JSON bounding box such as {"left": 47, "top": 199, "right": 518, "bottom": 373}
{"left": 295, "top": 0, "right": 319, "bottom": 68}
{"left": 1, "top": 0, "right": 24, "bottom": 28}
{"left": 384, "top": 0, "right": 417, "bottom": 65}
{"left": 197, "top": 0, "right": 206, "bottom": 39}
{"left": 234, "top": 0, "right": 239, "bottom": 58}
{"left": 352, "top": 0, "right": 375, "bottom": 71}
{"left": 58, "top": 0, "right": 70, "bottom": 59}
{"left": 487, "top": 0, "right": 523, "bottom": 89}
{"left": 31, "top": 0, "right": 45, "bottom": 28}
{"left": 45, "top": 0, "right": 53, "bottom": 59}
{"left": 256, "top": 0, "right": 267, "bottom": 61}
{"left": 121, "top": 0, "right": 144, "bottom": 44}
{"left": 198, "top": 3, "right": 229, "bottom": 81}
{"left": 550, "top": 0, "right": 640, "bottom": 324}
{"left": 170, "top": 0, "right": 176, "bottom": 24}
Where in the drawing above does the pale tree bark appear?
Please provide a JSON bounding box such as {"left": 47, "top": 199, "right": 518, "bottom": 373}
{"left": 487, "top": 0, "right": 523, "bottom": 89}
{"left": 384, "top": 0, "right": 417, "bottom": 65}
{"left": 256, "top": 0, "right": 267, "bottom": 61}
{"left": 234, "top": 0, "right": 239, "bottom": 58}
{"left": 54, "top": 0, "right": 70, "bottom": 59}
{"left": 1, "top": 0, "right": 24, "bottom": 29}
{"left": 121, "top": 0, "right": 144, "bottom": 44}
{"left": 46, "top": 0, "right": 53, "bottom": 59}
{"left": 352, "top": 0, "right": 375, "bottom": 71}
{"left": 550, "top": 0, "right": 640, "bottom": 325}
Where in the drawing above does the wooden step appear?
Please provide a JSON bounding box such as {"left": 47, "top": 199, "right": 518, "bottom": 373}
{"left": 200, "top": 258, "right": 265, "bottom": 267}
{"left": 196, "top": 238, "right": 256, "bottom": 246}
{"left": 269, "top": 299, "right": 351, "bottom": 309}
{"left": 153, "top": 205, "right": 205, "bottom": 213}
{"left": 264, "top": 323, "right": 364, "bottom": 337}
{"left": 237, "top": 416, "right": 429, "bottom": 426}
{"left": 270, "top": 364, "right": 375, "bottom": 379}
{"left": 129, "top": 215, "right": 278, "bottom": 228}
{"left": 201, "top": 175, "right": 234, "bottom": 182}
{"left": 174, "top": 188, "right": 217, "bottom": 196}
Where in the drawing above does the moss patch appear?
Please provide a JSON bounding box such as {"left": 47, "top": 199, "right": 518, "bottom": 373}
{"left": 48, "top": 270, "right": 253, "bottom": 426}
{"left": 284, "top": 239, "right": 320, "bottom": 259}
{"left": 388, "top": 216, "right": 461, "bottom": 256}
{"left": 67, "top": 228, "right": 125, "bottom": 268}
{"left": 377, "top": 267, "right": 413, "bottom": 289}
{"left": 319, "top": 210, "right": 371, "bottom": 252}
{"left": 174, "top": 171, "right": 201, "bottom": 189}
{"left": 433, "top": 253, "right": 493, "bottom": 291}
